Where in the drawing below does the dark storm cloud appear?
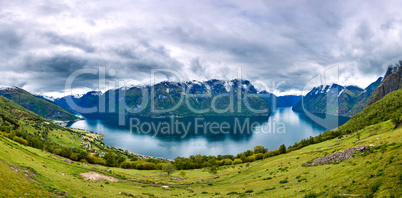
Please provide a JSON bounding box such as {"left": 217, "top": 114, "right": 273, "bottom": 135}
{"left": 42, "top": 32, "right": 96, "bottom": 53}
{"left": 1, "top": 0, "right": 402, "bottom": 96}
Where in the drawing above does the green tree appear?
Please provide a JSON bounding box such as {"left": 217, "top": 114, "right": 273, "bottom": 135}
{"left": 279, "top": 144, "right": 286, "bottom": 154}
{"left": 162, "top": 163, "right": 176, "bottom": 175}
{"left": 254, "top": 145, "right": 268, "bottom": 154}
{"left": 104, "top": 151, "right": 116, "bottom": 167}
{"left": 391, "top": 114, "right": 401, "bottom": 126}
{"left": 117, "top": 155, "right": 126, "bottom": 165}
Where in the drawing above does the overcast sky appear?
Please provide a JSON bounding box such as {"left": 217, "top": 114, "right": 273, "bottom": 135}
{"left": 1, "top": 0, "right": 402, "bottom": 97}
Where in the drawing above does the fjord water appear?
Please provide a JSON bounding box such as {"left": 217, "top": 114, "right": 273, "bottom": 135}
{"left": 67, "top": 107, "right": 349, "bottom": 159}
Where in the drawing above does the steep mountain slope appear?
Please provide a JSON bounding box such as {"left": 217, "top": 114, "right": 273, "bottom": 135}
{"left": 55, "top": 79, "right": 271, "bottom": 117}
{"left": 0, "top": 86, "right": 77, "bottom": 121}
{"left": 367, "top": 63, "right": 402, "bottom": 106}
{"left": 292, "top": 84, "right": 363, "bottom": 116}
{"left": 345, "top": 77, "right": 383, "bottom": 116}
{"left": 338, "top": 87, "right": 402, "bottom": 133}
{"left": 54, "top": 91, "right": 100, "bottom": 114}
{"left": 293, "top": 77, "right": 382, "bottom": 117}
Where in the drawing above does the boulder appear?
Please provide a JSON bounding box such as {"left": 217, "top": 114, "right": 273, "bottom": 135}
{"left": 161, "top": 186, "right": 170, "bottom": 190}
{"left": 306, "top": 146, "right": 370, "bottom": 166}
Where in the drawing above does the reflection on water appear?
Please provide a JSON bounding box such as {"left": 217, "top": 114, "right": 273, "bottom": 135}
{"left": 67, "top": 107, "right": 349, "bottom": 159}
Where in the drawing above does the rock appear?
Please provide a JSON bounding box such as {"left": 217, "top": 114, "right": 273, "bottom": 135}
{"left": 187, "top": 187, "right": 192, "bottom": 190}
{"left": 306, "top": 146, "right": 370, "bottom": 166}
{"left": 161, "top": 186, "right": 170, "bottom": 190}
{"left": 369, "top": 144, "right": 375, "bottom": 147}
{"left": 214, "top": 176, "right": 219, "bottom": 179}
{"left": 171, "top": 176, "right": 183, "bottom": 181}
{"left": 127, "top": 193, "right": 134, "bottom": 197}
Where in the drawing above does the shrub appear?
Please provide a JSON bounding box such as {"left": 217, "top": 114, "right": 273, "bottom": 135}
{"left": 233, "top": 159, "right": 242, "bottom": 164}
{"left": 305, "top": 192, "right": 319, "bottom": 198}
{"left": 210, "top": 166, "right": 218, "bottom": 174}
{"left": 246, "top": 156, "right": 255, "bottom": 162}
{"left": 279, "top": 178, "right": 288, "bottom": 184}
{"left": 244, "top": 189, "right": 253, "bottom": 193}
{"left": 224, "top": 159, "right": 233, "bottom": 165}
{"left": 399, "top": 172, "right": 402, "bottom": 182}
{"left": 179, "top": 170, "right": 186, "bottom": 177}
{"left": 370, "top": 180, "right": 382, "bottom": 193}
{"left": 70, "top": 153, "right": 79, "bottom": 161}
{"left": 263, "top": 150, "right": 280, "bottom": 158}
{"left": 13, "top": 136, "right": 28, "bottom": 146}
{"left": 255, "top": 153, "right": 263, "bottom": 160}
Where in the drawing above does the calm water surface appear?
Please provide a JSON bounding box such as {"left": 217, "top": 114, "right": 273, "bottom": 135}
{"left": 67, "top": 107, "right": 349, "bottom": 159}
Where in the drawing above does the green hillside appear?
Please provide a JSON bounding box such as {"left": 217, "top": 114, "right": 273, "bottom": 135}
{"left": 0, "top": 112, "right": 401, "bottom": 197}
{"left": 0, "top": 88, "right": 401, "bottom": 197}
{"left": 338, "top": 88, "right": 402, "bottom": 133}
{"left": 0, "top": 87, "right": 77, "bottom": 121}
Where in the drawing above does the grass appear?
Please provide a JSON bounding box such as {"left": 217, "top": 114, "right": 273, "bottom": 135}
{"left": 0, "top": 120, "right": 401, "bottom": 197}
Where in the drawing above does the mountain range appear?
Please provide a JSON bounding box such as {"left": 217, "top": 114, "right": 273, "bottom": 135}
{"left": 56, "top": 79, "right": 271, "bottom": 117}
{"left": 292, "top": 77, "right": 383, "bottom": 117}
{"left": 3, "top": 62, "right": 401, "bottom": 121}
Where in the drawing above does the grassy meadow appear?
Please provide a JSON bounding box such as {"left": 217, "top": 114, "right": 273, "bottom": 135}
{"left": 0, "top": 119, "right": 401, "bottom": 197}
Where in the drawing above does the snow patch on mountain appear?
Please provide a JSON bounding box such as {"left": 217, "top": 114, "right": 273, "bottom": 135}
{"left": 0, "top": 85, "right": 16, "bottom": 91}
{"left": 224, "top": 81, "right": 233, "bottom": 92}
{"left": 338, "top": 89, "right": 344, "bottom": 97}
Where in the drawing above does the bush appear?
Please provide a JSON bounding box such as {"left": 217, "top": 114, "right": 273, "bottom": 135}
{"left": 70, "top": 153, "right": 80, "bottom": 161}
{"left": 210, "top": 166, "right": 217, "bottom": 174}
{"left": 179, "top": 170, "right": 186, "bottom": 177}
{"left": 255, "top": 153, "right": 263, "bottom": 160}
{"left": 263, "top": 150, "right": 280, "bottom": 158}
{"left": 233, "top": 159, "right": 242, "bottom": 164}
{"left": 399, "top": 172, "right": 402, "bottom": 182}
{"left": 224, "top": 159, "right": 233, "bottom": 165}
{"left": 244, "top": 189, "right": 253, "bottom": 193}
{"left": 246, "top": 156, "right": 255, "bottom": 162}
{"left": 279, "top": 178, "right": 288, "bottom": 184}
{"left": 304, "top": 192, "right": 319, "bottom": 198}
{"left": 370, "top": 180, "right": 382, "bottom": 193}
{"left": 13, "top": 136, "right": 28, "bottom": 146}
